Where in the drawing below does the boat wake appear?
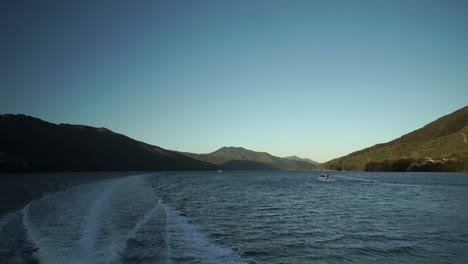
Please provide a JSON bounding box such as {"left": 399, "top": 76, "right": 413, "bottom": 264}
{"left": 0, "top": 174, "right": 247, "bottom": 264}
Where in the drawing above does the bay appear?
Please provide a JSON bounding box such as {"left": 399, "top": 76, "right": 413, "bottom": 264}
{"left": 1, "top": 171, "right": 467, "bottom": 263}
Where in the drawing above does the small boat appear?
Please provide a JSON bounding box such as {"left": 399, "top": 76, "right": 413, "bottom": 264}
{"left": 318, "top": 173, "right": 335, "bottom": 182}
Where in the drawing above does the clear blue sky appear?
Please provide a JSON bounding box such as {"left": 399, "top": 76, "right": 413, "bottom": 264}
{"left": 1, "top": 0, "right": 467, "bottom": 162}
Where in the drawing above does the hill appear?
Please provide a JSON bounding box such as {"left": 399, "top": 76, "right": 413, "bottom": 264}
{"left": 283, "top": 156, "right": 321, "bottom": 166}
{"left": 323, "top": 106, "right": 468, "bottom": 172}
{"left": 0, "top": 114, "right": 215, "bottom": 172}
{"left": 183, "top": 146, "right": 317, "bottom": 170}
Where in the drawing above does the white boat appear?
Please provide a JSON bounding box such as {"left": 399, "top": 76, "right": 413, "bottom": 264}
{"left": 318, "top": 173, "right": 335, "bottom": 182}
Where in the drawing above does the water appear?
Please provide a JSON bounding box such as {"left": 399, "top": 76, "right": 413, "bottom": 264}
{"left": 1, "top": 171, "right": 467, "bottom": 263}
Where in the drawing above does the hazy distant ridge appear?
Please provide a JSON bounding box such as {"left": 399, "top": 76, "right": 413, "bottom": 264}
{"left": 283, "top": 156, "right": 321, "bottom": 165}
{"left": 183, "top": 147, "right": 317, "bottom": 170}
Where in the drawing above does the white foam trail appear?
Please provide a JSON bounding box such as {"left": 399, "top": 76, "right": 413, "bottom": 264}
{"left": 17, "top": 173, "right": 247, "bottom": 264}
{"left": 78, "top": 178, "right": 128, "bottom": 263}
{"left": 1, "top": 210, "right": 34, "bottom": 264}
{"left": 163, "top": 205, "right": 172, "bottom": 264}
{"left": 21, "top": 204, "right": 39, "bottom": 250}
{"left": 164, "top": 204, "right": 247, "bottom": 264}
{"left": 130, "top": 199, "right": 162, "bottom": 238}
{"left": 119, "top": 199, "right": 173, "bottom": 264}
{"left": 23, "top": 176, "right": 165, "bottom": 263}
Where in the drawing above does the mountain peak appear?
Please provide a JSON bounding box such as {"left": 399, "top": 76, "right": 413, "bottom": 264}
{"left": 216, "top": 146, "right": 248, "bottom": 152}
{"left": 183, "top": 146, "right": 317, "bottom": 170}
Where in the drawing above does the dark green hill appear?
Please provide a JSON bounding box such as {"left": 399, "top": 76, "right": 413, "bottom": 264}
{"left": 0, "top": 114, "right": 215, "bottom": 172}
{"left": 323, "top": 106, "right": 468, "bottom": 172}
{"left": 183, "top": 146, "right": 317, "bottom": 170}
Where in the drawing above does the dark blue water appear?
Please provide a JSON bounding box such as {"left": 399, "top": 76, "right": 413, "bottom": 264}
{"left": 1, "top": 171, "right": 467, "bottom": 263}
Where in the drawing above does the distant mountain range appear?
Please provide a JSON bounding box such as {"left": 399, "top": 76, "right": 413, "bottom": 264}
{"left": 0, "top": 115, "right": 317, "bottom": 172}
{"left": 2, "top": 106, "right": 466, "bottom": 173}
{"left": 323, "top": 106, "right": 468, "bottom": 172}
{"left": 183, "top": 147, "right": 317, "bottom": 170}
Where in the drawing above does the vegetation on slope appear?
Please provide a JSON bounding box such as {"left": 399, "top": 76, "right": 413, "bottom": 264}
{"left": 323, "top": 106, "right": 468, "bottom": 172}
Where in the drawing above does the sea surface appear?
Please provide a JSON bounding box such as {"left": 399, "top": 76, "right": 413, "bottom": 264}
{"left": 1, "top": 171, "right": 467, "bottom": 263}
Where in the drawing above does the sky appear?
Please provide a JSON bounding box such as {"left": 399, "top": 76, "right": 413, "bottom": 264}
{"left": 1, "top": 0, "right": 467, "bottom": 162}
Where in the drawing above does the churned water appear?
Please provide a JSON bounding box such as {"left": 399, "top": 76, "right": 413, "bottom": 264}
{"left": 1, "top": 171, "right": 467, "bottom": 263}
